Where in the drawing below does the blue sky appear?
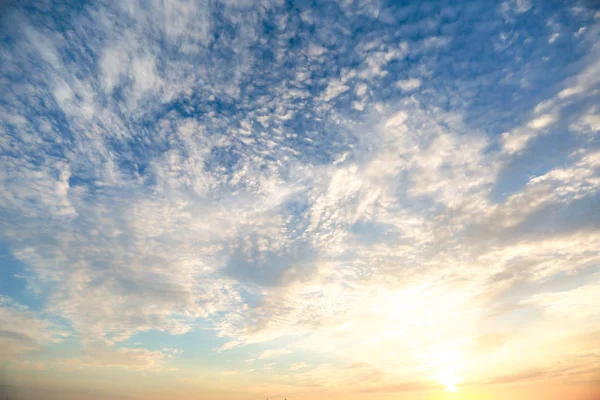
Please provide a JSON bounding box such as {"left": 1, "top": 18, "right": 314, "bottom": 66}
{"left": 1, "top": 0, "right": 600, "bottom": 399}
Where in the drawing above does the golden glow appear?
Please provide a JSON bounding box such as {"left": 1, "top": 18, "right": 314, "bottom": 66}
{"left": 437, "top": 366, "right": 462, "bottom": 392}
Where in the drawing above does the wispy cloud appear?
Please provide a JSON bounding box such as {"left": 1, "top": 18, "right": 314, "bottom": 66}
{"left": 257, "top": 349, "right": 293, "bottom": 359}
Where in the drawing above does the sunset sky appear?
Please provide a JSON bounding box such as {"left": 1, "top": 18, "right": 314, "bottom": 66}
{"left": 1, "top": 0, "right": 599, "bottom": 399}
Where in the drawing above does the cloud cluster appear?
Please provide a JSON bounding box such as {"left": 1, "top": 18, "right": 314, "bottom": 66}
{"left": 0, "top": 297, "right": 65, "bottom": 359}
{"left": 0, "top": 0, "right": 599, "bottom": 393}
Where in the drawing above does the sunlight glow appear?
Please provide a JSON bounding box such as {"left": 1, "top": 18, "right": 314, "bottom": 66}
{"left": 437, "top": 366, "right": 463, "bottom": 393}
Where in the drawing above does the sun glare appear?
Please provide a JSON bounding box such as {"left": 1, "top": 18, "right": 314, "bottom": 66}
{"left": 437, "top": 367, "right": 462, "bottom": 393}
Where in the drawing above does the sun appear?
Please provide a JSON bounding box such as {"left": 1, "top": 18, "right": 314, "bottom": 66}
{"left": 437, "top": 366, "right": 462, "bottom": 393}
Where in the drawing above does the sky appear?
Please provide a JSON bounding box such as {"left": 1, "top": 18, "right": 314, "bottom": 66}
{"left": 0, "top": 0, "right": 599, "bottom": 399}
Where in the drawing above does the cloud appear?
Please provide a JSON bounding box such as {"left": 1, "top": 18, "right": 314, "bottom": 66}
{"left": 288, "top": 362, "right": 310, "bottom": 371}
{"left": 320, "top": 80, "right": 350, "bottom": 102}
{"left": 500, "top": 0, "right": 532, "bottom": 16}
{"left": 500, "top": 27, "right": 600, "bottom": 154}
{"left": 395, "top": 78, "right": 422, "bottom": 91}
{"left": 0, "top": 297, "right": 65, "bottom": 360}
{"left": 79, "top": 343, "right": 166, "bottom": 370}
{"left": 527, "top": 114, "right": 555, "bottom": 129}
{"left": 257, "top": 349, "right": 293, "bottom": 359}
{"left": 488, "top": 369, "right": 546, "bottom": 385}
{"left": 501, "top": 113, "right": 557, "bottom": 154}
{"left": 359, "top": 381, "right": 435, "bottom": 393}
{"left": 525, "top": 276, "right": 600, "bottom": 320}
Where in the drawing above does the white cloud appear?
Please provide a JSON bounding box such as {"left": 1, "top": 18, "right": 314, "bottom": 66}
{"left": 396, "top": 78, "right": 422, "bottom": 91}
{"left": 101, "top": 46, "right": 128, "bottom": 94}
{"left": 289, "top": 362, "right": 310, "bottom": 371}
{"left": 527, "top": 114, "right": 555, "bottom": 129}
{"left": 500, "top": 0, "right": 532, "bottom": 16}
{"left": 502, "top": 113, "right": 557, "bottom": 154}
{"left": 80, "top": 343, "right": 167, "bottom": 369}
{"left": 257, "top": 348, "right": 293, "bottom": 359}
{"left": 320, "top": 80, "right": 350, "bottom": 102}
{"left": 307, "top": 43, "right": 326, "bottom": 57}
{"left": 570, "top": 110, "right": 600, "bottom": 134}
{"left": 355, "top": 82, "right": 368, "bottom": 97}
{"left": 525, "top": 277, "right": 600, "bottom": 320}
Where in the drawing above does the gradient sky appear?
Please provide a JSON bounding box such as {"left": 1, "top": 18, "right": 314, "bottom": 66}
{"left": 1, "top": 0, "right": 599, "bottom": 399}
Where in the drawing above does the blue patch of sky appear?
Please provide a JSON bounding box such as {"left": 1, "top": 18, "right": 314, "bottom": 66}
{"left": 223, "top": 236, "right": 317, "bottom": 287}
{"left": 124, "top": 328, "right": 230, "bottom": 361}
{"left": 491, "top": 132, "right": 600, "bottom": 203}
{"left": 506, "top": 192, "right": 600, "bottom": 239}
{"left": 350, "top": 220, "right": 402, "bottom": 246}
{"left": 282, "top": 199, "right": 312, "bottom": 239}
{"left": 126, "top": 324, "right": 329, "bottom": 370}
{"left": 0, "top": 242, "right": 45, "bottom": 310}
